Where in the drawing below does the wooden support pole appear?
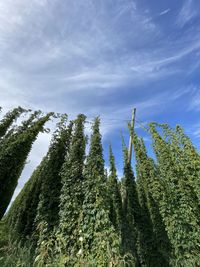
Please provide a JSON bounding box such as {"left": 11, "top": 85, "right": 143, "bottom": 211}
{"left": 128, "top": 108, "right": 136, "bottom": 164}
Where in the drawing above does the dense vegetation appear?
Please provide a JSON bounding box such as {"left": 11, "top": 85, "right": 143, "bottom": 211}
{"left": 0, "top": 107, "right": 200, "bottom": 267}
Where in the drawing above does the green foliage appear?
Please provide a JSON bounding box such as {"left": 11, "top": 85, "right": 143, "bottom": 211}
{"left": 121, "top": 144, "right": 140, "bottom": 266}
{"left": 0, "top": 239, "right": 34, "bottom": 267}
{"left": 0, "top": 219, "right": 8, "bottom": 250}
{"left": 7, "top": 116, "right": 71, "bottom": 244}
{"left": 149, "top": 123, "right": 200, "bottom": 266}
{"left": 1, "top": 109, "right": 200, "bottom": 266}
{"left": 0, "top": 220, "right": 34, "bottom": 267}
{"left": 0, "top": 112, "right": 52, "bottom": 219}
{"left": 0, "top": 106, "right": 26, "bottom": 138}
{"left": 80, "top": 118, "right": 121, "bottom": 265}
{"left": 0, "top": 110, "right": 41, "bottom": 146}
{"left": 55, "top": 114, "right": 86, "bottom": 258}
{"left": 108, "top": 145, "right": 123, "bottom": 233}
{"left": 133, "top": 133, "right": 171, "bottom": 266}
{"left": 170, "top": 126, "right": 200, "bottom": 206}
{"left": 6, "top": 160, "right": 46, "bottom": 241}
{"left": 35, "top": 116, "right": 72, "bottom": 236}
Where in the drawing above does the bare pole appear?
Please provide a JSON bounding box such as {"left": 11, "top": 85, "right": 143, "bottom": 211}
{"left": 128, "top": 108, "right": 136, "bottom": 164}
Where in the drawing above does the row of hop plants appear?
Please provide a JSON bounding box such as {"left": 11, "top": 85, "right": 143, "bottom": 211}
{"left": 0, "top": 107, "right": 200, "bottom": 266}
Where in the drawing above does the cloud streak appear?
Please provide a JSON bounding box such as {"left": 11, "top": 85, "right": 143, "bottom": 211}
{"left": 176, "top": 0, "right": 197, "bottom": 27}
{"left": 159, "top": 8, "right": 170, "bottom": 16}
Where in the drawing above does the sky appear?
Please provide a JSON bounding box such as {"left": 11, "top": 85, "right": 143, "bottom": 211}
{"left": 0, "top": 0, "right": 200, "bottom": 201}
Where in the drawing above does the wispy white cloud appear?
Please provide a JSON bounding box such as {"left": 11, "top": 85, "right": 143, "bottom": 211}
{"left": 189, "top": 88, "right": 200, "bottom": 111}
{"left": 0, "top": 0, "right": 160, "bottom": 100}
{"left": 159, "top": 8, "right": 170, "bottom": 16}
{"left": 193, "top": 125, "right": 200, "bottom": 136}
{"left": 186, "top": 120, "right": 200, "bottom": 139}
{"left": 131, "top": 39, "right": 200, "bottom": 73}
{"left": 176, "top": 0, "right": 197, "bottom": 27}
{"left": 0, "top": 0, "right": 199, "bottom": 106}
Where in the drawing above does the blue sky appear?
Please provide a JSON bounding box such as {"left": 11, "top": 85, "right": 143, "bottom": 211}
{"left": 0, "top": 0, "right": 200, "bottom": 199}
